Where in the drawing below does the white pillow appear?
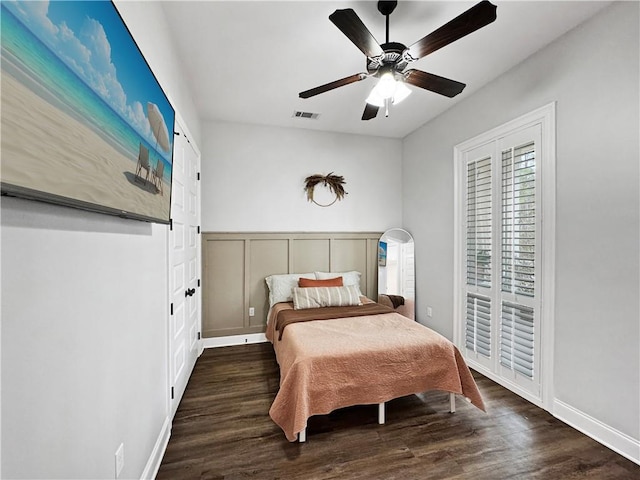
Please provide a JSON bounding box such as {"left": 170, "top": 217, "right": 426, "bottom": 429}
{"left": 315, "top": 271, "right": 362, "bottom": 296}
{"left": 265, "top": 273, "right": 315, "bottom": 307}
{"left": 292, "top": 285, "right": 362, "bottom": 310}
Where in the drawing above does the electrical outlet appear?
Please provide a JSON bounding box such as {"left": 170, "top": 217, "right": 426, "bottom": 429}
{"left": 249, "top": 307, "right": 255, "bottom": 317}
{"left": 115, "top": 443, "right": 124, "bottom": 478}
{"left": 427, "top": 307, "right": 433, "bottom": 317}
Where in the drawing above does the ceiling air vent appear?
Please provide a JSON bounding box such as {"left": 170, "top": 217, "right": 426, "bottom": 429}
{"left": 293, "top": 110, "right": 320, "bottom": 120}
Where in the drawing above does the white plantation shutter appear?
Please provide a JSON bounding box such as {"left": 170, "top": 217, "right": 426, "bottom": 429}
{"left": 499, "top": 142, "right": 537, "bottom": 383}
{"left": 466, "top": 157, "right": 492, "bottom": 288}
{"left": 464, "top": 153, "right": 494, "bottom": 368}
{"left": 501, "top": 143, "right": 536, "bottom": 297}
{"left": 466, "top": 293, "right": 491, "bottom": 358}
{"left": 500, "top": 301, "right": 534, "bottom": 378}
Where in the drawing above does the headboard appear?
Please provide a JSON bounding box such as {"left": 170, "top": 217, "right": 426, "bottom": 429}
{"left": 201, "top": 232, "right": 382, "bottom": 338}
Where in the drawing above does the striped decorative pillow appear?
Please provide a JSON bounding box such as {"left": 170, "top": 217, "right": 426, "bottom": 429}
{"left": 315, "top": 271, "right": 362, "bottom": 296}
{"left": 292, "top": 285, "right": 362, "bottom": 310}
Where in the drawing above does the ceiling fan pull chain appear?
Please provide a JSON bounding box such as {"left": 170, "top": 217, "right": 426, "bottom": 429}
{"left": 385, "top": 98, "right": 390, "bottom": 117}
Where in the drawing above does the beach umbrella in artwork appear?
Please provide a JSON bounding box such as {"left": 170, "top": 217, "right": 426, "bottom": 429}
{"left": 147, "top": 102, "right": 170, "bottom": 153}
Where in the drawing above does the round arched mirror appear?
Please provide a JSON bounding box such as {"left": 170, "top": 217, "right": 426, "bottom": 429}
{"left": 377, "top": 228, "right": 415, "bottom": 320}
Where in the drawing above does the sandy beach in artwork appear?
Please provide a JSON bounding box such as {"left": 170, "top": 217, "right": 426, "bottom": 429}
{"left": 1, "top": 73, "right": 171, "bottom": 221}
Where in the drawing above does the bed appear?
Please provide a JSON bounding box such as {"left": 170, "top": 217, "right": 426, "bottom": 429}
{"left": 265, "top": 272, "right": 485, "bottom": 442}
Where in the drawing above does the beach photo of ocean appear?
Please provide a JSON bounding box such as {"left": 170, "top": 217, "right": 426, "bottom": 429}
{"left": 0, "top": 1, "right": 174, "bottom": 223}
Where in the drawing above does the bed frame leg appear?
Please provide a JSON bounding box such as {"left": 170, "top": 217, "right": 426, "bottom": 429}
{"left": 449, "top": 393, "right": 456, "bottom": 413}
{"left": 299, "top": 428, "right": 306, "bottom": 443}
{"left": 378, "top": 402, "right": 385, "bottom": 424}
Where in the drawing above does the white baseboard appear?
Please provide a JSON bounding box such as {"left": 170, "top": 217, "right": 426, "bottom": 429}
{"left": 140, "top": 416, "right": 171, "bottom": 479}
{"left": 201, "top": 333, "right": 267, "bottom": 349}
{"left": 553, "top": 399, "right": 639, "bottom": 465}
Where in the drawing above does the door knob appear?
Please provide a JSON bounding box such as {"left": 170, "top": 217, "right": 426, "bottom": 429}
{"left": 185, "top": 288, "right": 196, "bottom": 297}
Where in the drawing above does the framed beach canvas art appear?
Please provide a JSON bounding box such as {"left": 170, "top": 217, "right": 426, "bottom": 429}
{"left": 1, "top": 0, "right": 174, "bottom": 224}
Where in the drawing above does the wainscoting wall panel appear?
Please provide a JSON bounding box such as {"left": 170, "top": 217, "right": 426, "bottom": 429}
{"left": 202, "top": 232, "right": 381, "bottom": 337}
{"left": 202, "top": 239, "right": 246, "bottom": 337}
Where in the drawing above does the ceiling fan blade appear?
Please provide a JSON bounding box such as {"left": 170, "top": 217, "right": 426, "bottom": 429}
{"left": 299, "top": 73, "right": 368, "bottom": 99}
{"left": 329, "top": 9, "right": 384, "bottom": 58}
{"left": 407, "top": 1, "right": 497, "bottom": 60}
{"left": 362, "top": 103, "right": 379, "bottom": 121}
{"left": 404, "top": 70, "right": 466, "bottom": 98}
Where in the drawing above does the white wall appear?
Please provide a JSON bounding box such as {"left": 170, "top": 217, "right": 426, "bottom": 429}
{"left": 403, "top": 0, "right": 638, "bottom": 448}
{"left": 1, "top": 202, "right": 169, "bottom": 479}
{"left": 201, "top": 121, "right": 403, "bottom": 233}
{"left": 1, "top": 2, "right": 201, "bottom": 478}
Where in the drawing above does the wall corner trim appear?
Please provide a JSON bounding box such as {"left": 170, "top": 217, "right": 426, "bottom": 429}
{"left": 553, "top": 399, "right": 640, "bottom": 466}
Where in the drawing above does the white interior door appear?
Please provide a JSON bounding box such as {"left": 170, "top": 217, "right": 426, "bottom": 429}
{"left": 169, "top": 123, "right": 201, "bottom": 418}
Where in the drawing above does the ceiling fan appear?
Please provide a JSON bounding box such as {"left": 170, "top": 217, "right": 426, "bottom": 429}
{"left": 299, "top": 1, "right": 497, "bottom": 120}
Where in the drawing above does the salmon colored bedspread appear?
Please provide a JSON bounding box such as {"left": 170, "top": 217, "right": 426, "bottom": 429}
{"left": 266, "top": 302, "right": 485, "bottom": 442}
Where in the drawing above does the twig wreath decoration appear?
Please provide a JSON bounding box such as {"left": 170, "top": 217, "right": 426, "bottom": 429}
{"left": 304, "top": 173, "right": 347, "bottom": 207}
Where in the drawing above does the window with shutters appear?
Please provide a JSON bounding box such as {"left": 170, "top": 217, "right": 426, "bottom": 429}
{"left": 464, "top": 154, "right": 494, "bottom": 373}
{"left": 499, "top": 142, "right": 537, "bottom": 383}
{"left": 454, "top": 104, "right": 555, "bottom": 408}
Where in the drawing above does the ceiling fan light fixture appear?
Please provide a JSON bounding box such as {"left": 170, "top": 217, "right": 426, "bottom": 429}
{"left": 366, "top": 74, "right": 412, "bottom": 107}
{"left": 374, "top": 71, "right": 397, "bottom": 98}
{"left": 365, "top": 89, "right": 386, "bottom": 107}
{"left": 392, "top": 81, "right": 411, "bottom": 104}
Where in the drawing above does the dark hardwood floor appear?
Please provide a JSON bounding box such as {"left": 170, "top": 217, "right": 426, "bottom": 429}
{"left": 157, "top": 343, "right": 639, "bottom": 480}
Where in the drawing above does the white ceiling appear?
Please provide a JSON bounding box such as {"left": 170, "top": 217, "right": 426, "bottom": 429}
{"left": 162, "top": 1, "right": 610, "bottom": 139}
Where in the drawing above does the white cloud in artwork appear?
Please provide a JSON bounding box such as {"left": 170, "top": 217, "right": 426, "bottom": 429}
{"left": 7, "top": 0, "right": 58, "bottom": 38}
{"left": 5, "top": 0, "right": 156, "bottom": 153}
{"left": 129, "top": 101, "right": 152, "bottom": 140}
{"left": 57, "top": 21, "right": 92, "bottom": 78}
{"left": 79, "top": 19, "right": 128, "bottom": 112}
